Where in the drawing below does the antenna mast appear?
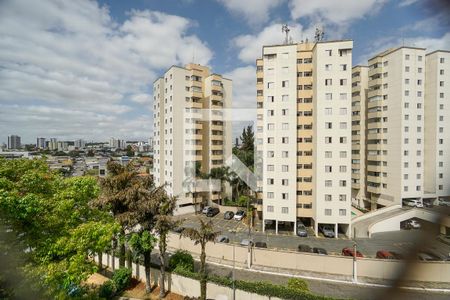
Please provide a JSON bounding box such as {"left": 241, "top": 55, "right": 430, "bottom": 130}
{"left": 314, "top": 26, "right": 325, "bottom": 43}
{"left": 282, "top": 24, "right": 291, "bottom": 44}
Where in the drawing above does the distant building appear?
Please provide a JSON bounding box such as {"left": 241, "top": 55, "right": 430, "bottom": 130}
{"left": 49, "top": 138, "right": 58, "bottom": 151}
{"left": 109, "top": 138, "right": 126, "bottom": 149}
{"left": 74, "top": 139, "right": 85, "bottom": 149}
{"left": 36, "top": 137, "right": 46, "bottom": 149}
{"left": 7, "top": 135, "right": 21, "bottom": 149}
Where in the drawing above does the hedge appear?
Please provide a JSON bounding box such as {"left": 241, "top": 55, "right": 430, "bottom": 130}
{"left": 172, "top": 266, "right": 339, "bottom": 300}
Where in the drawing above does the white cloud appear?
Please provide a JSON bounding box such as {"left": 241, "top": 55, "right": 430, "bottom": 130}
{"left": 289, "top": 0, "right": 388, "bottom": 25}
{"left": 398, "top": 0, "right": 419, "bottom": 7}
{"left": 224, "top": 66, "right": 256, "bottom": 109}
{"left": 216, "top": 0, "right": 284, "bottom": 26}
{"left": 0, "top": 0, "right": 212, "bottom": 142}
{"left": 233, "top": 23, "right": 309, "bottom": 63}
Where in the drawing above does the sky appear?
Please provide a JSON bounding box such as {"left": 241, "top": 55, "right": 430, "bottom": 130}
{"left": 0, "top": 0, "right": 449, "bottom": 144}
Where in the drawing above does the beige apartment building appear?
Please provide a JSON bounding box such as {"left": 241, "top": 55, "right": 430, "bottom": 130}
{"left": 351, "top": 47, "right": 450, "bottom": 210}
{"left": 256, "top": 40, "right": 353, "bottom": 236}
{"left": 152, "top": 63, "right": 232, "bottom": 214}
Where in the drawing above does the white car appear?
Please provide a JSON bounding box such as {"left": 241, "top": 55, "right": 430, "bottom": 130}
{"left": 408, "top": 220, "right": 421, "bottom": 229}
{"left": 234, "top": 210, "right": 246, "bottom": 221}
{"left": 404, "top": 199, "right": 423, "bottom": 208}
{"left": 438, "top": 199, "right": 450, "bottom": 207}
{"left": 202, "top": 206, "right": 211, "bottom": 214}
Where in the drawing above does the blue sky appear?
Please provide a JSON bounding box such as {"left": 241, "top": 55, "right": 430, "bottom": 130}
{"left": 0, "top": 0, "right": 449, "bottom": 144}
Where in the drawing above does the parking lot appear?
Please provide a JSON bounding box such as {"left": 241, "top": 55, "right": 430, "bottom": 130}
{"left": 174, "top": 210, "right": 450, "bottom": 259}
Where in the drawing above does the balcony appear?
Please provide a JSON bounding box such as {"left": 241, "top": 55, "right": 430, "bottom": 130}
{"left": 191, "top": 90, "right": 203, "bottom": 98}
{"left": 367, "top": 185, "right": 381, "bottom": 194}
{"left": 368, "top": 132, "right": 383, "bottom": 140}
{"left": 367, "top": 175, "right": 382, "bottom": 184}
{"left": 369, "top": 77, "right": 382, "bottom": 87}
{"left": 367, "top": 100, "right": 382, "bottom": 109}
{"left": 211, "top": 124, "right": 223, "bottom": 131}
{"left": 367, "top": 143, "right": 382, "bottom": 151}
{"left": 367, "top": 164, "right": 381, "bottom": 172}
{"left": 211, "top": 154, "right": 223, "bottom": 160}
{"left": 211, "top": 144, "right": 223, "bottom": 150}
{"left": 367, "top": 110, "right": 382, "bottom": 119}
{"left": 352, "top": 182, "right": 360, "bottom": 189}
{"left": 187, "top": 100, "right": 202, "bottom": 109}
{"left": 367, "top": 89, "right": 382, "bottom": 99}
{"left": 211, "top": 84, "right": 222, "bottom": 93}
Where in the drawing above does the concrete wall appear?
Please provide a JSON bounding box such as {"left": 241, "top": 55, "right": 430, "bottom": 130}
{"left": 166, "top": 233, "right": 450, "bottom": 283}
{"left": 352, "top": 204, "right": 401, "bottom": 224}
{"left": 95, "top": 254, "right": 282, "bottom": 300}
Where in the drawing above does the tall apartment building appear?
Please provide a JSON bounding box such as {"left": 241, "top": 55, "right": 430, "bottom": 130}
{"left": 74, "top": 139, "right": 86, "bottom": 149}
{"left": 7, "top": 135, "right": 21, "bottom": 149}
{"left": 424, "top": 51, "right": 450, "bottom": 201}
{"left": 256, "top": 40, "right": 353, "bottom": 236}
{"left": 152, "top": 63, "right": 232, "bottom": 214}
{"left": 351, "top": 47, "right": 450, "bottom": 209}
{"left": 36, "top": 137, "right": 46, "bottom": 149}
{"left": 49, "top": 138, "right": 58, "bottom": 151}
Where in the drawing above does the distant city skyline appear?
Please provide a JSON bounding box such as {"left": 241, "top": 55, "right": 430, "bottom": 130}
{"left": 1, "top": 0, "right": 449, "bottom": 142}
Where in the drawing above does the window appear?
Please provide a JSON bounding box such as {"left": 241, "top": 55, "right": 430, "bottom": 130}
{"left": 325, "top": 209, "right": 332, "bottom": 216}
{"left": 267, "top": 123, "right": 274, "bottom": 130}
{"left": 282, "top": 109, "right": 288, "bottom": 116}
{"left": 282, "top": 95, "right": 289, "bottom": 102}
{"left": 282, "top": 193, "right": 289, "bottom": 200}
{"left": 340, "top": 137, "right": 347, "bottom": 144}
{"left": 325, "top": 151, "right": 332, "bottom": 158}
{"left": 325, "top": 122, "right": 332, "bottom": 129}
{"left": 340, "top": 64, "right": 347, "bottom": 71}
{"left": 404, "top": 186, "right": 408, "bottom": 192}
{"left": 282, "top": 151, "right": 289, "bottom": 158}
{"left": 340, "top": 122, "right": 347, "bottom": 129}
{"left": 325, "top": 166, "right": 332, "bottom": 173}
{"left": 325, "top": 180, "right": 332, "bottom": 187}
{"left": 339, "top": 166, "right": 347, "bottom": 172}
{"left": 267, "top": 178, "right": 274, "bottom": 185}
{"left": 418, "top": 55, "right": 422, "bottom": 61}
{"left": 267, "top": 82, "right": 274, "bottom": 88}
{"left": 440, "top": 69, "right": 444, "bottom": 75}
{"left": 405, "top": 66, "right": 410, "bottom": 72}
{"left": 325, "top": 79, "right": 332, "bottom": 86}
{"left": 325, "top": 64, "right": 332, "bottom": 71}
{"left": 267, "top": 151, "right": 274, "bottom": 158}
{"left": 339, "top": 194, "right": 347, "bottom": 201}
{"left": 267, "top": 137, "right": 274, "bottom": 144}
{"left": 340, "top": 151, "right": 347, "bottom": 158}
{"left": 282, "top": 66, "right": 289, "bottom": 73}
{"left": 282, "top": 123, "right": 289, "bottom": 130}
{"left": 440, "top": 93, "right": 444, "bottom": 98}
{"left": 282, "top": 207, "right": 289, "bottom": 214}
{"left": 267, "top": 165, "right": 274, "bottom": 171}
{"left": 282, "top": 179, "right": 289, "bottom": 186}
{"left": 326, "top": 49, "right": 332, "bottom": 56}
{"left": 440, "top": 57, "right": 445, "bottom": 63}
{"left": 282, "top": 137, "right": 289, "bottom": 144}
{"left": 340, "top": 79, "right": 347, "bottom": 86}
{"left": 325, "top": 108, "right": 332, "bottom": 115}
{"left": 339, "top": 209, "right": 346, "bottom": 216}
{"left": 325, "top": 137, "right": 332, "bottom": 144}
{"left": 405, "top": 54, "right": 410, "bottom": 60}
{"left": 417, "top": 79, "right": 422, "bottom": 85}
{"left": 440, "top": 81, "right": 444, "bottom": 87}
{"left": 405, "top": 79, "right": 410, "bottom": 84}
{"left": 339, "top": 108, "right": 347, "bottom": 115}
{"left": 405, "top": 90, "right": 409, "bottom": 96}
{"left": 340, "top": 93, "right": 347, "bottom": 100}
{"left": 282, "top": 80, "right": 289, "bottom": 87}
{"left": 267, "top": 96, "right": 274, "bottom": 102}
{"left": 282, "top": 165, "right": 289, "bottom": 172}
{"left": 418, "top": 67, "right": 423, "bottom": 73}
{"left": 267, "top": 110, "right": 274, "bottom": 116}
{"left": 339, "top": 180, "right": 347, "bottom": 187}
{"left": 267, "top": 205, "right": 274, "bottom": 212}
{"left": 326, "top": 93, "right": 333, "bottom": 100}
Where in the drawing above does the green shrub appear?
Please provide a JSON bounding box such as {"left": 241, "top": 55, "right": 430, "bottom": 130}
{"left": 98, "top": 280, "right": 117, "bottom": 299}
{"left": 169, "top": 250, "right": 195, "bottom": 272}
{"left": 287, "top": 278, "right": 309, "bottom": 292}
{"left": 112, "top": 268, "right": 131, "bottom": 292}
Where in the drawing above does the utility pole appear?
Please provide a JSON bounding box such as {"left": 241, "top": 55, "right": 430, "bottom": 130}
{"left": 230, "top": 229, "right": 236, "bottom": 300}
{"left": 246, "top": 174, "right": 252, "bottom": 269}
{"left": 352, "top": 242, "right": 358, "bottom": 283}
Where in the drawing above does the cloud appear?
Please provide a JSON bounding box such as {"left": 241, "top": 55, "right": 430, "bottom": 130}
{"left": 398, "top": 0, "right": 419, "bottom": 7}
{"left": 216, "top": 0, "right": 284, "bottom": 26}
{"left": 289, "top": 0, "right": 388, "bottom": 25}
{"left": 0, "top": 0, "right": 212, "bottom": 142}
{"left": 224, "top": 66, "right": 256, "bottom": 109}
{"left": 233, "top": 23, "right": 308, "bottom": 64}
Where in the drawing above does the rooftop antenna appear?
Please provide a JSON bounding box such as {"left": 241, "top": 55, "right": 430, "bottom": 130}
{"left": 314, "top": 26, "right": 325, "bottom": 42}
{"left": 282, "top": 24, "right": 291, "bottom": 44}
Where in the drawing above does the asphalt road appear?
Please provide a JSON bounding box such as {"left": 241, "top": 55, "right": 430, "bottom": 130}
{"left": 176, "top": 213, "right": 450, "bottom": 259}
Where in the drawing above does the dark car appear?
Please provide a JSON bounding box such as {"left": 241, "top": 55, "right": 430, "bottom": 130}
{"left": 376, "top": 250, "right": 396, "bottom": 259}
{"left": 342, "top": 247, "right": 364, "bottom": 258}
{"left": 297, "top": 244, "right": 312, "bottom": 253}
{"left": 313, "top": 247, "right": 328, "bottom": 255}
{"left": 216, "top": 235, "right": 229, "bottom": 243}
{"left": 297, "top": 224, "right": 308, "bottom": 237}
{"left": 224, "top": 211, "right": 234, "bottom": 220}
{"left": 206, "top": 207, "right": 220, "bottom": 217}
{"left": 254, "top": 242, "right": 268, "bottom": 248}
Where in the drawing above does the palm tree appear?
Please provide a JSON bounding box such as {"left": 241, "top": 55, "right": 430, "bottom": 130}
{"left": 94, "top": 161, "right": 137, "bottom": 268}
{"left": 180, "top": 219, "right": 220, "bottom": 300}
{"left": 207, "top": 166, "right": 231, "bottom": 205}
{"left": 154, "top": 195, "right": 178, "bottom": 299}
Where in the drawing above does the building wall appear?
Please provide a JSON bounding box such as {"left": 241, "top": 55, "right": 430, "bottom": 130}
{"left": 424, "top": 51, "right": 450, "bottom": 199}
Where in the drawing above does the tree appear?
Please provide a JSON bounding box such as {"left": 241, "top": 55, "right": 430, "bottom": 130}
{"left": 154, "top": 195, "right": 178, "bottom": 298}
{"left": 207, "top": 166, "right": 231, "bottom": 205}
{"left": 128, "top": 231, "right": 157, "bottom": 293}
{"left": 239, "top": 125, "right": 254, "bottom": 152}
{"left": 180, "top": 219, "right": 220, "bottom": 300}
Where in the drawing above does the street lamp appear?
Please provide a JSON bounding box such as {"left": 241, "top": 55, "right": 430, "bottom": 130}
{"left": 352, "top": 242, "right": 358, "bottom": 283}
{"left": 229, "top": 229, "right": 236, "bottom": 300}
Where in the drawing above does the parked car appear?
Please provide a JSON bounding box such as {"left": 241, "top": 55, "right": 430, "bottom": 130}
{"left": 173, "top": 226, "right": 185, "bottom": 233}
{"left": 202, "top": 206, "right": 211, "bottom": 214}
{"left": 417, "top": 252, "right": 439, "bottom": 261}
{"left": 206, "top": 207, "right": 220, "bottom": 217}
{"left": 297, "top": 224, "right": 308, "bottom": 237}
{"left": 423, "top": 201, "right": 434, "bottom": 208}
{"left": 342, "top": 247, "right": 364, "bottom": 258}
{"left": 403, "top": 199, "right": 423, "bottom": 208}
{"left": 438, "top": 199, "right": 450, "bottom": 207}
{"left": 408, "top": 219, "right": 421, "bottom": 229}
{"left": 313, "top": 247, "right": 328, "bottom": 255}
{"left": 224, "top": 211, "right": 234, "bottom": 220}
{"left": 390, "top": 251, "right": 404, "bottom": 260}
{"left": 297, "top": 244, "right": 312, "bottom": 253}
{"left": 240, "top": 239, "right": 253, "bottom": 247}
{"left": 216, "top": 235, "right": 229, "bottom": 243}
{"left": 320, "top": 225, "right": 335, "bottom": 238}
{"left": 376, "top": 250, "right": 396, "bottom": 259}
{"left": 234, "top": 210, "right": 246, "bottom": 221}
{"left": 254, "top": 242, "right": 267, "bottom": 248}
